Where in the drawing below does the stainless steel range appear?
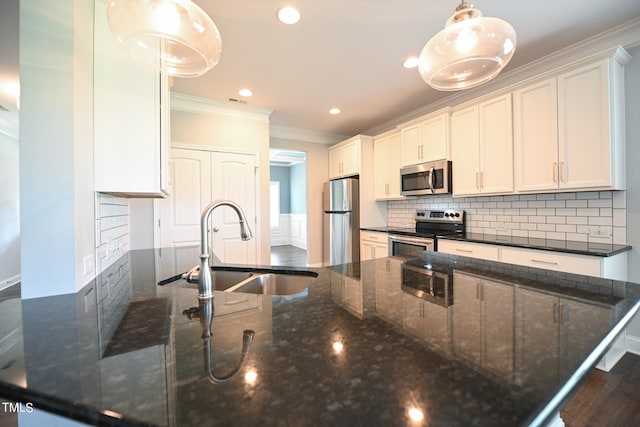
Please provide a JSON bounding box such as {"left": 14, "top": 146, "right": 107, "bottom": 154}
{"left": 388, "top": 209, "right": 465, "bottom": 258}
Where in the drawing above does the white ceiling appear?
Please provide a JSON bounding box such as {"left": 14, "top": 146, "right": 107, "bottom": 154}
{"left": 2, "top": 1, "right": 640, "bottom": 139}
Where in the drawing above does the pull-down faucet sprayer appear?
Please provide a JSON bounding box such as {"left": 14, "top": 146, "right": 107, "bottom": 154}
{"left": 183, "top": 200, "right": 253, "bottom": 299}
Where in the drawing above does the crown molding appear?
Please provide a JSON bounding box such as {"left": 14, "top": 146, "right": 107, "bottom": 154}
{"left": 171, "top": 92, "right": 273, "bottom": 122}
{"left": 365, "top": 17, "right": 640, "bottom": 136}
{"left": 269, "top": 124, "right": 347, "bottom": 145}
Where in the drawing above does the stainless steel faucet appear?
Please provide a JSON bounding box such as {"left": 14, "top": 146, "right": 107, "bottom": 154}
{"left": 183, "top": 200, "right": 253, "bottom": 299}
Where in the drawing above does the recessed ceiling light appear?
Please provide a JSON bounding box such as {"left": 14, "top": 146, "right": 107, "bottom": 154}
{"left": 329, "top": 107, "right": 341, "bottom": 115}
{"left": 403, "top": 56, "right": 419, "bottom": 69}
{"left": 277, "top": 7, "right": 301, "bottom": 25}
{"left": 239, "top": 88, "right": 253, "bottom": 97}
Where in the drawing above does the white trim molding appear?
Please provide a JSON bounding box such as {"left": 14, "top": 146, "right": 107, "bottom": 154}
{"left": 270, "top": 124, "right": 347, "bottom": 145}
{"left": 171, "top": 92, "right": 272, "bottom": 123}
{"left": 0, "top": 274, "right": 20, "bottom": 292}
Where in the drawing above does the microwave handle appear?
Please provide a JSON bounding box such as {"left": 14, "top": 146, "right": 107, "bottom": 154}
{"left": 428, "top": 167, "right": 435, "bottom": 193}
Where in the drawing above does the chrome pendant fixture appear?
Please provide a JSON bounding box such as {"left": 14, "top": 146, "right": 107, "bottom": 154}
{"left": 418, "top": 1, "right": 516, "bottom": 91}
{"left": 107, "top": 0, "right": 222, "bottom": 78}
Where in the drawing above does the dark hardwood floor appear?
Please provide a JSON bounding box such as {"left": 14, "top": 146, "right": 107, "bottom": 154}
{"left": 562, "top": 352, "right": 640, "bottom": 426}
{"left": 270, "top": 245, "right": 307, "bottom": 267}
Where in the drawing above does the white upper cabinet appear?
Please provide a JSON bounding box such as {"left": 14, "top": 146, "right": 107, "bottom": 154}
{"left": 451, "top": 94, "right": 514, "bottom": 196}
{"left": 93, "top": 0, "right": 169, "bottom": 197}
{"left": 329, "top": 137, "right": 361, "bottom": 179}
{"left": 400, "top": 108, "right": 450, "bottom": 167}
{"left": 514, "top": 48, "right": 630, "bottom": 193}
{"left": 374, "top": 130, "right": 403, "bottom": 200}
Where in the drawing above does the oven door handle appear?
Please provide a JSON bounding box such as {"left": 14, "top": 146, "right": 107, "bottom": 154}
{"left": 388, "top": 234, "right": 435, "bottom": 246}
{"left": 428, "top": 167, "right": 435, "bottom": 193}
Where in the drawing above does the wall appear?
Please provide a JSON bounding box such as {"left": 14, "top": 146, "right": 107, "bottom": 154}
{"left": 270, "top": 166, "right": 291, "bottom": 213}
{"left": 623, "top": 45, "right": 640, "bottom": 348}
{"left": 389, "top": 191, "right": 626, "bottom": 245}
{"left": 290, "top": 163, "right": 307, "bottom": 214}
{"left": 270, "top": 137, "right": 329, "bottom": 267}
{"left": 170, "top": 97, "right": 272, "bottom": 264}
{"left": 19, "top": 0, "right": 96, "bottom": 298}
{"left": 0, "top": 132, "right": 20, "bottom": 290}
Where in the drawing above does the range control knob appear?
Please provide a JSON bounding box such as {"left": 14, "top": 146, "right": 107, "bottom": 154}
{"left": 455, "top": 212, "right": 460, "bottom": 217}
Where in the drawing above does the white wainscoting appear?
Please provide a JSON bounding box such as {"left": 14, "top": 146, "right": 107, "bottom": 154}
{"left": 271, "top": 214, "right": 307, "bottom": 250}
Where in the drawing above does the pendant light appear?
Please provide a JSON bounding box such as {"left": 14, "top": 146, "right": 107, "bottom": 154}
{"left": 107, "top": 0, "right": 222, "bottom": 78}
{"left": 418, "top": 1, "right": 516, "bottom": 91}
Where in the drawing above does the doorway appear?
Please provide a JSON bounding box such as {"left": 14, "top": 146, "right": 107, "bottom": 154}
{"left": 269, "top": 149, "right": 308, "bottom": 267}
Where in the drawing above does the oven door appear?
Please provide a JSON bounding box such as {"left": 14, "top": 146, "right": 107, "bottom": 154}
{"left": 388, "top": 235, "right": 434, "bottom": 258}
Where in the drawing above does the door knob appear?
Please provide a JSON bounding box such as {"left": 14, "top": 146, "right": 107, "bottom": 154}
{"left": 213, "top": 227, "right": 219, "bottom": 232}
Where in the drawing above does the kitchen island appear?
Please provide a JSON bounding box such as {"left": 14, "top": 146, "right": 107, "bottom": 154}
{"left": 0, "top": 248, "right": 638, "bottom": 427}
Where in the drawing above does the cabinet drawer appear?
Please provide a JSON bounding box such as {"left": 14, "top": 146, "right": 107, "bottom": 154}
{"left": 501, "top": 247, "right": 600, "bottom": 276}
{"left": 361, "top": 230, "right": 388, "bottom": 243}
{"left": 438, "top": 240, "right": 499, "bottom": 262}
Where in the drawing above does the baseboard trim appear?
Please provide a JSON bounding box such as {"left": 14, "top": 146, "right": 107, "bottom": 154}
{"left": 0, "top": 274, "right": 20, "bottom": 292}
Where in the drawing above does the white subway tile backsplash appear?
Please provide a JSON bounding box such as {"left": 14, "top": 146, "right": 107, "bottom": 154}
{"left": 387, "top": 190, "right": 625, "bottom": 245}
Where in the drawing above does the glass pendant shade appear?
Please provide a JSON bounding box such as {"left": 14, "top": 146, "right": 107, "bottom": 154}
{"left": 107, "top": 0, "right": 222, "bottom": 78}
{"left": 418, "top": 2, "right": 516, "bottom": 91}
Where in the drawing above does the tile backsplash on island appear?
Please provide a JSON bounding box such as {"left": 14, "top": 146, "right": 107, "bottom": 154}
{"left": 388, "top": 191, "right": 626, "bottom": 245}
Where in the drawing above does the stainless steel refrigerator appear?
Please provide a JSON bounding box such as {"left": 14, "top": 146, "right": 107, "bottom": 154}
{"left": 323, "top": 177, "right": 359, "bottom": 266}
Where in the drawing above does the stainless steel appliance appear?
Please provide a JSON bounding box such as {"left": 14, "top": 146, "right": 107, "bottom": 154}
{"left": 400, "top": 159, "right": 452, "bottom": 196}
{"left": 401, "top": 262, "right": 453, "bottom": 307}
{"left": 323, "top": 177, "right": 359, "bottom": 266}
{"left": 389, "top": 209, "right": 465, "bottom": 258}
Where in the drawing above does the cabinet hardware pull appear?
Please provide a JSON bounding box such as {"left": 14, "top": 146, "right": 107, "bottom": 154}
{"left": 456, "top": 248, "right": 473, "bottom": 253}
{"left": 476, "top": 282, "right": 481, "bottom": 300}
{"left": 553, "top": 162, "right": 558, "bottom": 183}
{"left": 479, "top": 171, "right": 484, "bottom": 189}
{"left": 553, "top": 303, "right": 558, "bottom": 323}
{"left": 476, "top": 172, "right": 480, "bottom": 189}
{"left": 560, "top": 162, "right": 567, "bottom": 183}
{"left": 531, "top": 259, "right": 558, "bottom": 265}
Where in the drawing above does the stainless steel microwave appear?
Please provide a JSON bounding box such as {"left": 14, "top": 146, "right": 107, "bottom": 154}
{"left": 400, "top": 160, "right": 452, "bottom": 196}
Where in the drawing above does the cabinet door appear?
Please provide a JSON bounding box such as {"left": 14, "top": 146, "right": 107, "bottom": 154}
{"left": 401, "top": 124, "right": 422, "bottom": 167}
{"left": 94, "top": 0, "right": 167, "bottom": 196}
{"left": 515, "top": 288, "right": 559, "bottom": 393}
{"left": 479, "top": 94, "right": 514, "bottom": 194}
{"left": 451, "top": 106, "right": 481, "bottom": 196}
{"left": 513, "top": 78, "right": 559, "bottom": 192}
{"left": 452, "top": 272, "right": 481, "bottom": 363}
{"left": 558, "top": 60, "right": 612, "bottom": 189}
{"left": 360, "top": 240, "right": 375, "bottom": 261}
{"left": 403, "top": 295, "right": 425, "bottom": 337}
{"left": 421, "top": 112, "right": 449, "bottom": 162}
{"left": 387, "top": 132, "right": 403, "bottom": 197}
{"left": 374, "top": 136, "right": 390, "bottom": 199}
{"left": 559, "top": 299, "right": 611, "bottom": 379}
{"left": 373, "top": 243, "right": 389, "bottom": 259}
{"left": 482, "top": 280, "right": 514, "bottom": 379}
{"left": 341, "top": 140, "right": 361, "bottom": 177}
{"left": 424, "top": 303, "right": 450, "bottom": 353}
{"left": 328, "top": 146, "right": 343, "bottom": 179}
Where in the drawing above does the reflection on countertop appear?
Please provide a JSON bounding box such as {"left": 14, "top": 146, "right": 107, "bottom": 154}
{"left": 0, "top": 248, "right": 638, "bottom": 427}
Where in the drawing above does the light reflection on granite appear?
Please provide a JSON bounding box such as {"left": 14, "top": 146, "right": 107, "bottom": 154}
{"left": 0, "top": 249, "right": 638, "bottom": 427}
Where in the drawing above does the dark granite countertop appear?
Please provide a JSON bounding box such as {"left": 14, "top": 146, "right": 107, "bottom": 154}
{"left": 1, "top": 248, "right": 639, "bottom": 427}
{"left": 361, "top": 227, "right": 632, "bottom": 257}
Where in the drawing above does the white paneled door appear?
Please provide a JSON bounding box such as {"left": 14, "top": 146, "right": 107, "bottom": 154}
{"left": 157, "top": 147, "right": 258, "bottom": 276}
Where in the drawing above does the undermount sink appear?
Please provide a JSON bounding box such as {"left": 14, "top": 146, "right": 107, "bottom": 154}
{"left": 224, "top": 272, "right": 317, "bottom": 295}
{"left": 158, "top": 267, "right": 317, "bottom": 296}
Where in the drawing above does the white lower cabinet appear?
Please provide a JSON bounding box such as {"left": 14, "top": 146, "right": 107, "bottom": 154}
{"left": 438, "top": 239, "right": 627, "bottom": 280}
{"left": 452, "top": 272, "right": 514, "bottom": 380}
{"left": 514, "top": 287, "right": 611, "bottom": 395}
{"left": 438, "top": 240, "right": 499, "bottom": 261}
{"left": 331, "top": 271, "right": 363, "bottom": 316}
{"left": 360, "top": 230, "right": 389, "bottom": 261}
{"left": 403, "top": 294, "right": 450, "bottom": 353}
